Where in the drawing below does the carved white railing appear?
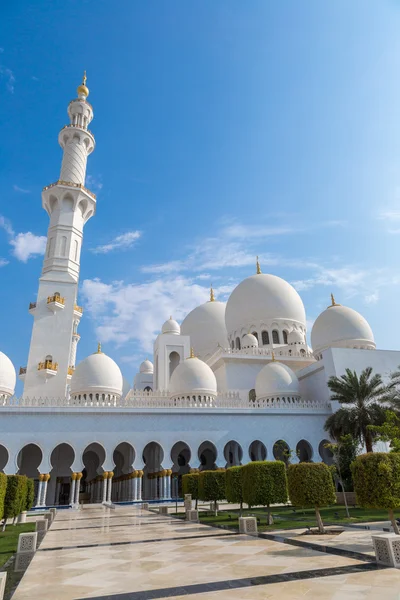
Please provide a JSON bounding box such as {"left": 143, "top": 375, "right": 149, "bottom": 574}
{"left": 0, "top": 393, "right": 331, "bottom": 411}
{"left": 207, "top": 346, "right": 315, "bottom": 365}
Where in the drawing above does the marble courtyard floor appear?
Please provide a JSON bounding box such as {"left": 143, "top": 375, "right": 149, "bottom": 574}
{"left": 11, "top": 505, "right": 400, "bottom": 600}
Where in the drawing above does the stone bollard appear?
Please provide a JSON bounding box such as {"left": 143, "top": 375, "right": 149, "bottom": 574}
{"left": 49, "top": 508, "right": 57, "bottom": 520}
{"left": 142, "top": 502, "right": 149, "bottom": 510}
{"left": 158, "top": 506, "right": 169, "bottom": 515}
{"left": 239, "top": 517, "right": 258, "bottom": 535}
{"left": 35, "top": 519, "right": 48, "bottom": 548}
{"left": 17, "top": 511, "right": 27, "bottom": 524}
{"left": 44, "top": 511, "right": 52, "bottom": 528}
{"left": 186, "top": 509, "right": 199, "bottom": 522}
{"left": 372, "top": 534, "right": 400, "bottom": 568}
{"left": 0, "top": 572, "right": 6, "bottom": 599}
{"left": 15, "top": 531, "right": 38, "bottom": 572}
{"left": 184, "top": 494, "right": 193, "bottom": 511}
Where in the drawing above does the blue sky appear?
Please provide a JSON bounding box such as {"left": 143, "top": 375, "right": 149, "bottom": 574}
{"left": 1, "top": 0, "right": 400, "bottom": 391}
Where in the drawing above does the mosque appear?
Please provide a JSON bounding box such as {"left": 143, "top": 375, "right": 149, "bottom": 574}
{"left": 0, "top": 75, "right": 397, "bottom": 508}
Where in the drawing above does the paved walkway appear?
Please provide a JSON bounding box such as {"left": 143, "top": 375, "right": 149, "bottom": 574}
{"left": 12, "top": 505, "right": 400, "bottom": 600}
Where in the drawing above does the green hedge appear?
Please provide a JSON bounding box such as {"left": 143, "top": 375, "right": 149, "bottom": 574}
{"left": 0, "top": 473, "right": 7, "bottom": 521}
{"left": 25, "top": 479, "right": 35, "bottom": 512}
{"left": 352, "top": 452, "right": 400, "bottom": 533}
{"left": 198, "top": 470, "right": 226, "bottom": 514}
{"left": 225, "top": 466, "right": 243, "bottom": 507}
{"left": 182, "top": 473, "right": 199, "bottom": 500}
{"left": 4, "top": 475, "right": 28, "bottom": 524}
{"left": 287, "top": 462, "right": 336, "bottom": 533}
{"left": 242, "top": 461, "right": 288, "bottom": 516}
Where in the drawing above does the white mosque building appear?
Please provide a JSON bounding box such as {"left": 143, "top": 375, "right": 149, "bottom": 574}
{"left": 0, "top": 76, "right": 398, "bottom": 508}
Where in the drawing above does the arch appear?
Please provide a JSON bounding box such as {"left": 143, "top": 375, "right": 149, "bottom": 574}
{"left": 235, "top": 337, "right": 241, "bottom": 350}
{"left": 249, "top": 440, "right": 267, "bottom": 462}
{"left": 144, "top": 386, "right": 152, "bottom": 392}
{"left": 17, "top": 443, "right": 43, "bottom": 478}
{"left": 300, "top": 348, "right": 306, "bottom": 356}
{"left": 261, "top": 330, "right": 269, "bottom": 345}
{"left": 272, "top": 330, "right": 280, "bottom": 344}
{"left": 248, "top": 388, "right": 256, "bottom": 402}
{"left": 319, "top": 440, "right": 334, "bottom": 465}
{"left": 78, "top": 199, "right": 88, "bottom": 217}
{"left": 142, "top": 442, "right": 165, "bottom": 500}
{"left": 60, "top": 236, "right": 67, "bottom": 256}
{"left": 82, "top": 442, "right": 106, "bottom": 481}
{"left": 296, "top": 439, "right": 313, "bottom": 462}
{"left": 273, "top": 440, "right": 290, "bottom": 465}
{"left": 50, "top": 443, "right": 75, "bottom": 505}
{"left": 49, "top": 195, "right": 58, "bottom": 213}
{"left": 198, "top": 441, "right": 217, "bottom": 471}
{"left": 169, "top": 351, "right": 180, "bottom": 379}
{"left": 231, "top": 340, "right": 234, "bottom": 350}
{"left": 0, "top": 445, "right": 8, "bottom": 473}
{"left": 223, "top": 440, "right": 243, "bottom": 467}
{"left": 282, "top": 330, "right": 288, "bottom": 344}
{"left": 113, "top": 442, "right": 135, "bottom": 476}
{"left": 62, "top": 195, "right": 74, "bottom": 212}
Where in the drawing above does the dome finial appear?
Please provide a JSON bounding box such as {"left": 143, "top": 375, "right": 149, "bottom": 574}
{"left": 256, "top": 256, "right": 262, "bottom": 275}
{"left": 210, "top": 285, "right": 215, "bottom": 302}
{"left": 271, "top": 351, "right": 276, "bottom": 362}
{"left": 77, "top": 70, "right": 89, "bottom": 98}
{"left": 97, "top": 342, "right": 102, "bottom": 354}
{"left": 328, "top": 293, "right": 341, "bottom": 308}
{"left": 190, "top": 347, "right": 195, "bottom": 358}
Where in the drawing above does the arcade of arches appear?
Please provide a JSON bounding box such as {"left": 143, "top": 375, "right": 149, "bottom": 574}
{"left": 7, "top": 437, "right": 333, "bottom": 506}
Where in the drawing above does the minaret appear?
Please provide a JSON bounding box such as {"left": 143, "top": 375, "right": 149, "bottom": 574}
{"left": 22, "top": 73, "right": 96, "bottom": 398}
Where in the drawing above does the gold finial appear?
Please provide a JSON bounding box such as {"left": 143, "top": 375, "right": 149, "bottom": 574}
{"left": 77, "top": 70, "right": 89, "bottom": 98}
{"left": 190, "top": 347, "right": 195, "bottom": 358}
{"left": 97, "top": 342, "right": 102, "bottom": 354}
{"left": 256, "top": 256, "right": 262, "bottom": 275}
{"left": 271, "top": 351, "right": 276, "bottom": 362}
{"left": 210, "top": 285, "right": 215, "bottom": 302}
{"left": 328, "top": 293, "right": 341, "bottom": 308}
{"left": 170, "top": 315, "right": 172, "bottom": 320}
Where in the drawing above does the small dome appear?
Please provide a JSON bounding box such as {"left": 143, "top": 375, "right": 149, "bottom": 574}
{"left": 288, "top": 329, "right": 305, "bottom": 345}
{"left": 162, "top": 317, "right": 180, "bottom": 335}
{"left": 225, "top": 272, "right": 306, "bottom": 339}
{"left": 71, "top": 350, "right": 123, "bottom": 397}
{"left": 242, "top": 333, "right": 259, "bottom": 349}
{"left": 169, "top": 356, "right": 217, "bottom": 398}
{"left": 311, "top": 300, "right": 375, "bottom": 354}
{"left": 256, "top": 361, "right": 300, "bottom": 401}
{"left": 140, "top": 359, "right": 154, "bottom": 374}
{"left": 181, "top": 300, "right": 228, "bottom": 359}
{"left": 0, "top": 351, "right": 16, "bottom": 397}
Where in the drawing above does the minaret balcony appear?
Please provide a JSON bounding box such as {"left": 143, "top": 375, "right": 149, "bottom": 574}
{"left": 19, "top": 367, "right": 26, "bottom": 381}
{"left": 28, "top": 302, "right": 36, "bottom": 314}
{"left": 47, "top": 295, "right": 65, "bottom": 312}
{"left": 74, "top": 305, "right": 83, "bottom": 317}
{"left": 67, "top": 366, "right": 75, "bottom": 379}
{"left": 37, "top": 360, "right": 58, "bottom": 377}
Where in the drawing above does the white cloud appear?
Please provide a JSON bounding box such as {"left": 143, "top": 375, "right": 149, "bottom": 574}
{"left": 31, "top": 76, "right": 39, "bottom": 81}
{"left": 10, "top": 232, "right": 46, "bottom": 262}
{"left": 364, "top": 291, "right": 379, "bottom": 305}
{"left": 81, "top": 276, "right": 212, "bottom": 352}
{"left": 0, "top": 65, "right": 15, "bottom": 93}
{"left": 91, "top": 230, "right": 142, "bottom": 254}
{"left": 0, "top": 259, "right": 8, "bottom": 267}
{"left": 86, "top": 174, "right": 103, "bottom": 192}
{"left": 0, "top": 215, "right": 14, "bottom": 237}
{"left": 13, "top": 185, "right": 30, "bottom": 194}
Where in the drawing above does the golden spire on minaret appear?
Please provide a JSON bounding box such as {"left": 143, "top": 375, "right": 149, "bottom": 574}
{"left": 77, "top": 70, "right": 89, "bottom": 98}
{"left": 256, "top": 256, "right": 262, "bottom": 275}
{"left": 210, "top": 285, "right": 215, "bottom": 302}
{"left": 97, "top": 342, "right": 102, "bottom": 354}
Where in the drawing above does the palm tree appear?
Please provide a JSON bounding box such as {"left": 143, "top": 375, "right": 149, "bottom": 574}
{"left": 324, "top": 367, "right": 388, "bottom": 453}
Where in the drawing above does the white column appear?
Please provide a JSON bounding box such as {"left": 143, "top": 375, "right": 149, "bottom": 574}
{"left": 161, "top": 476, "right": 166, "bottom": 500}
{"left": 166, "top": 472, "right": 171, "bottom": 499}
{"left": 40, "top": 475, "right": 49, "bottom": 507}
{"left": 102, "top": 473, "right": 108, "bottom": 503}
{"left": 69, "top": 475, "right": 76, "bottom": 505}
{"left": 74, "top": 473, "right": 81, "bottom": 504}
{"left": 107, "top": 473, "right": 113, "bottom": 503}
{"left": 35, "top": 478, "right": 43, "bottom": 507}
{"left": 132, "top": 476, "right": 138, "bottom": 501}
{"left": 137, "top": 474, "right": 142, "bottom": 501}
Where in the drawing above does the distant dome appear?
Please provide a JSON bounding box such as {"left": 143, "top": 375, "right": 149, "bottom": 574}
{"left": 311, "top": 299, "right": 375, "bottom": 355}
{"left": 242, "top": 333, "right": 259, "bottom": 349}
{"left": 225, "top": 272, "right": 306, "bottom": 340}
{"left": 140, "top": 359, "right": 153, "bottom": 374}
{"left": 0, "top": 351, "right": 16, "bottom": 397}
{"left": 71, "top": 350, "right": 123, "bottom": 398}
{"left": 256, "top": 361, "right": 300, "bottom": 401}
{"left": 162, "top": 317, "right": 180, "bottom": 335}
{"left": 181, "top": 300, "right": 228, "bottom": 359}
{"left": 169, "top": 356, "right": 217, "bottom": 398}
{"left": 288, "top": 329, "right": 305, "bottom": 345}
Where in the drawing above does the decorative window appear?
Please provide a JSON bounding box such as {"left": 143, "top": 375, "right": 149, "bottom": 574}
{"left": 235, "top": 337, "right": 241, "bottom": 350}
{"left": 272, "top": 330, "right": 280, "bottom": 344}
{"left": 283, "top": 330, "right": 288, "bottom": 344}
{"left": 60, "top": 236, "right": 67, "bottom": 257}
{"left": 248, "top": 389, "right": 256, "bottom": 402}
{"left": 261, "top": 331, "right": 269, "bottom": 345}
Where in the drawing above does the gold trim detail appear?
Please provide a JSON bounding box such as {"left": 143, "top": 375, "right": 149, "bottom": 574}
{"left": 256, "top": 256, "right": 262, "bottom": 274}
{"left": 38, "top": 360, "right": 58, "bottom": 371}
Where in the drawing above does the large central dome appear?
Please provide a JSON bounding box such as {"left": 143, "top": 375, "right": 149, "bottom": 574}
{"left": 181, "top": 296, "right": 228, "bottom": 360}
{"left": 225, "top": 273, "right": 306, "bottom": 342}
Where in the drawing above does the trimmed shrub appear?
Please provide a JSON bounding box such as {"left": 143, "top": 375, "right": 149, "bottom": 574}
{"left": 198, "top": 470, "right": 226, "bottom": 515}
{"left": 182, "top": 473, "right": 199, "bottom": 508}
{"left": 25, "top": 479, "right": 35, "bottom": 512}
{"left": 287, "top": 462, "right": 336, "bottom": 533}
{"left": 3, "top": 475, "right": 28, "bottom": 528}
{"left": 352, "top": 452, "right": 400, "bottom": 534}
{"left": 225, "top": 466, "right": 244, "bottom": 514}
{"left": 242, "top": 461, "right": 288, "bottom": 523}
{"left": 0, "top": 473, "right": 7, "bottom": 521}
